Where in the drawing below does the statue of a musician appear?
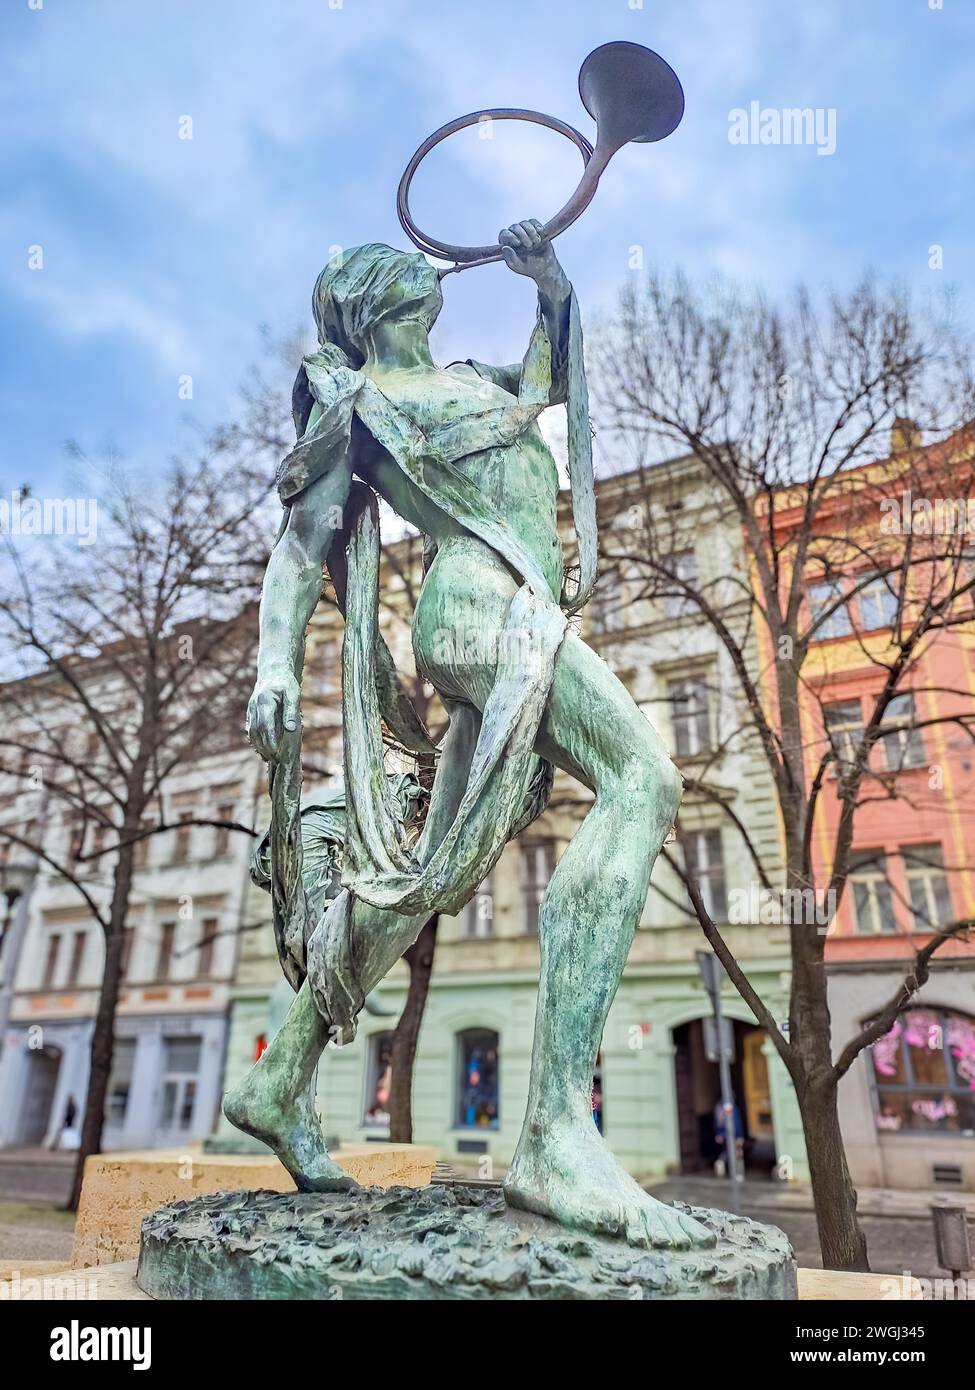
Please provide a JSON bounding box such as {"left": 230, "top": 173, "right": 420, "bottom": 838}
{"left": 225, "top": 223, "right": 711, "bottom": 1252}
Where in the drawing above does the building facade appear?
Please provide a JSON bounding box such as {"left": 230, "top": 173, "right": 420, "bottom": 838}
{"left": 0, "top": 748, "right": 262, "bottom": 1151}
{"left": 758, "top": 430, "right": 975, "bottom": 1190}
{"left": 216, "top": 459, "right": 808, "bottom": 1180}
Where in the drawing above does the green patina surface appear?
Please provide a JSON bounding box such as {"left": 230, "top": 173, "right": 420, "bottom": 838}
{"left": 218, "top": 225, "right": 790, "bottom": 1268}
{"left": 138, "top": 1186, "right": 797, "bottom": 1302}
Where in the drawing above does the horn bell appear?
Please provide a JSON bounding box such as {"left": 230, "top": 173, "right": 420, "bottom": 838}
{"left": 578, "top": 40, "right": 685, "bottom": 154}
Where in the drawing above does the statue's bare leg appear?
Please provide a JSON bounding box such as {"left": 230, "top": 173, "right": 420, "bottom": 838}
{"left": 222, "top": 705, "right": 480, "bottom": 1188}
{"left": 499, "top": 630, "right": 713, "bottom": 1249}
{"left": 408, "top": 556, "right": 713, "bottom": 1249}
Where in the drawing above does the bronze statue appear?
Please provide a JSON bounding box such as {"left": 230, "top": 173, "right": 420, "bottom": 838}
{"left": 224, "top": 44, "right": 713, "bottom": 1252}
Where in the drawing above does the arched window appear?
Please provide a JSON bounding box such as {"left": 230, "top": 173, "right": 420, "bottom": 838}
{"left": 870, "top": 1008, "right": 975, "bottom": 1135}
{"left": 456, "top": 1029, "right": 500, "bottom": 1129}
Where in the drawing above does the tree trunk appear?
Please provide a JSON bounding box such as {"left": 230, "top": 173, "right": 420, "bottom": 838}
{"left": 67, "top": 836, "right": 137, "bottom": 1211}
{"left": 388, "top": 916, "right": 437, "bottom": 1144}
{"left": 799, "top": 1076, "right": 869, "bottom": 1271}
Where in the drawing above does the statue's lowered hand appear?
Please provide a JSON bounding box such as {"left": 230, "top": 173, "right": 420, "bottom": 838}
{"left": 247, "top": 669, "right": 300, "bottom": 761}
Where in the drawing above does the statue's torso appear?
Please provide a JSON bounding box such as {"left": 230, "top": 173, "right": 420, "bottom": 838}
{"left": 353, "top": 362, "right": 563, "bottom": 599}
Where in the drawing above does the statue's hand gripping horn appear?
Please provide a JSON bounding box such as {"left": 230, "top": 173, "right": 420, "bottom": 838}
{"left": 397, "top": 41, "right": 684, "bottom": 275}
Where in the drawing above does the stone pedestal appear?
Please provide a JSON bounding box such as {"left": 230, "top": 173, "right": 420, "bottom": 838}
{"left": 71, "top": 1144, "right": 435, "bottom": 1269}
{"left": 136, "top": 1184, "right": 798, "bottom": 1301}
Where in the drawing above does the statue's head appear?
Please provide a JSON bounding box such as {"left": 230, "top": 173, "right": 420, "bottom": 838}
{"left": 312, "top": 244, "right": 442, "bottom": 367}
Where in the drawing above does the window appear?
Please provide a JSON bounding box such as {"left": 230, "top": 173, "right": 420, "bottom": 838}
{"left": 662, "top": 550, "right": 699, "bottom": 619}
{"left": 213, "top": 805, "right": 235, "bottom": 858}
{"left": 134, "top": 820, "right": 153, "bottom": 869}
{"left": 808, "top": 578, "right": 852, "bottom": 639}
{"left": 88, "top": 822, "right": 108, "bottom": 874}
{"left": 456, "top": 1029, "right": 499, "bottom": 1129}
{"left": 158, "top": 1036, "right": 201, "bottom": 1133}
{"left": 668, "top": 678, "right": 711, "bottom": 758}
{"left": 881, "top": 693, "right": 925, "bottom": 771}
{"left": 67, "top": 815, "right": 85, "bottom": 863}
{"left": 680, "top": 829, "right": 728, "bottom": 920}
{"left": 197, "top": 918, "right": 217, "bottom": 977}
{"left": 823, "top": 699, "right": 863, "bottom": 771}
{"left": 105, "top": 1038, "right": 136, "bottom": 1126}
{"left": 363, "top": 1032, "right": 393, "bottom": 1127}
{"left": 66, "top": 931, "right": 86, "bottom": 987}
{"left": 520, "top": 840, "right": 555, "bottom": 934}
{"left": 591, "top": 572, "right": 629, "bottom": 634}
{"left": 870, "top": 1008, "right": 975, "bottom": 1135}
{"left": 155, "top": 922, "right": 176, "bottom": 981}
{"left": 42, "top": 933, "right": 61, "bottom": 989}
{"left": 461, "top": 877, "right": 494, "bottom": 939}
{"left": 848, "top": 850, "right": 896, "bottom": 934}
{"left": 857, "top": 570, "right": 899, "bottom": 631}
{"left": 172, "top": 815, "right": 193, "bottom": 864}
{"left": 902, "top": 845, "right": 953, "bottom": 932}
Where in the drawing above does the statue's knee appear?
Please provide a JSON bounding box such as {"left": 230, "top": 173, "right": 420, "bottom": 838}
{"left": 619, "top": 747, "right": 683, "bottom": 825}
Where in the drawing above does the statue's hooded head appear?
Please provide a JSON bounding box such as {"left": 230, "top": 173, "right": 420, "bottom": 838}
{"left": 312, "top": 244, "right": 442, "bottom": 368}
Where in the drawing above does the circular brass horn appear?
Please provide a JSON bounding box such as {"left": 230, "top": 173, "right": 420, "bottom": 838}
{"left": 396, "top": 41, "right": 684, "bottom": 274}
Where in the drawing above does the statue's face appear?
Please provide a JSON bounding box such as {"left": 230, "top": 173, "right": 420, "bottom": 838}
{"left": 314, "top": 246, "right": 443, "bottom": 363}
{"left": 379, "top": 251, "right": 443, "bottom": 334}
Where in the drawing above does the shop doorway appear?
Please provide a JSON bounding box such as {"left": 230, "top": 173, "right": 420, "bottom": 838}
{"left": 672, "top": 1019, "right": 775, "bottom": 1175}
{"left": 20, "top": 1043, "right": 62, "bottom": 1145}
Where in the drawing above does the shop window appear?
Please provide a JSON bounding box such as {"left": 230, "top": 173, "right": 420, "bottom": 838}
{"left": 901, "top": 845, "right": 953, "bottom": 932}
{"left": 848, "top": 850, "right": 896, "bottom": 934}
{"left": 870, "top": 1008, "right": 975, "bottom": 1135}
{"left": 456, "top": 1029, "right": 500, "bottom": 1129}
{"left": 363, "top": 1032, "right": 394, "bottom": 1127}
{"left": 105, "top": 1038, "right": 136, "bottom": 1125}
{"left": 158, "top": 1036, "right": 201, "bottom": 1132}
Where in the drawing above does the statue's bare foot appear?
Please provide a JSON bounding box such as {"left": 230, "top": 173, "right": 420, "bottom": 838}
{"left": 503, "top": 1117, "right": 714, "bottom": 1251}
{"left": 223, "top": 1068, "right": 356, "bottom": 1193}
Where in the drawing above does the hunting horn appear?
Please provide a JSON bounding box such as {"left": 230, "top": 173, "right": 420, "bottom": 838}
{"left": 396, "top": 41, "right": 684, "bottom": 275}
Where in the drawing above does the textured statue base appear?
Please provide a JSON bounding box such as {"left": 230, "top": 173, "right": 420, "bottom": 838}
{"left": 137, "top": 1184, "right": 797, "bottom": 1301}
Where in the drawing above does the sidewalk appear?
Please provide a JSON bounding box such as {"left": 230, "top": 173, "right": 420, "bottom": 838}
{"left": 0, "top": 1147, "right": 76, "bottom": 1167}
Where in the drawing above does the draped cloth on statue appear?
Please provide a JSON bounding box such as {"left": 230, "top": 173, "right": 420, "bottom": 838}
{"left": 266, "top": 290, "right": 595, "bottom": 1036}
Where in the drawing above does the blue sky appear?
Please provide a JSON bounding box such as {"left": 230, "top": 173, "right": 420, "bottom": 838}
{"left": 1, "top": 0, "right": 973, "bottom": 496}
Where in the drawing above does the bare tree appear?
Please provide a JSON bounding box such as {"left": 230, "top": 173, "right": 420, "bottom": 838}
{"left": 591, "top": 271, "right": 975, "bottom": 1269}
{"left": 0, "top": 445, "right": 274, "bottom": 1208}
